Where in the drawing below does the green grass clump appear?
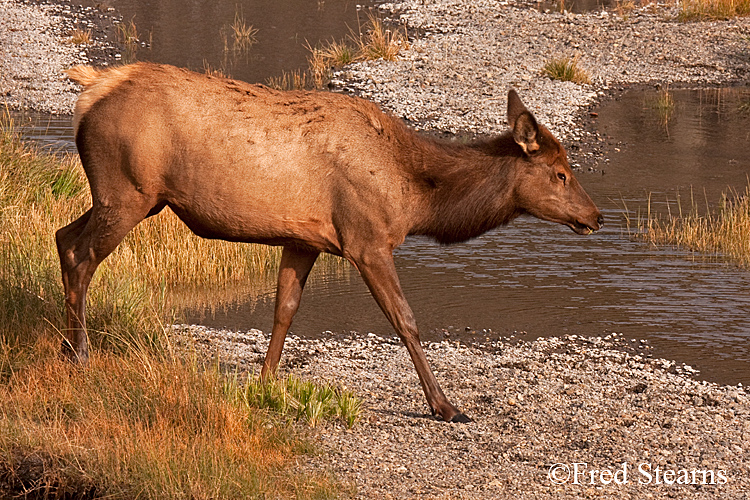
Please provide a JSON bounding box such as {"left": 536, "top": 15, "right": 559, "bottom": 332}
{"left": 631, "top": 184, "right": 750, "bottom": 266}
{"left": 244, "top": 374, "right": 362, "bottom": 428}
{"left": 542, "top": 56, "right": 591, "bottom": 85}
{"left": 678, "top": 0, "right": 750, "bottom": 20}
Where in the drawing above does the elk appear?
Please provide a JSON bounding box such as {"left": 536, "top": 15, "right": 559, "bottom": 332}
{"left": 59, "top": 63, "right": 602, "bottom": 423}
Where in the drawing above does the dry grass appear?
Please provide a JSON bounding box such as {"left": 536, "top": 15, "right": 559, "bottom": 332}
{"left": 303, "top": 12, "right": 409, "bottom": 89}
{"left": 305, "top": 39, "right": 358, "bottom": 89}
{"left": 69, "top": 27, "right": 92, "bottom": 45}
{"left": 630, "top": 185, "right": 750, "bottom": 267}
{"left": 542, "top": 56, "right": 591, "bottom": 85}
{"left": 614, "top": 0, "right": 638, "bottom": 17}
{"left": 0, "top": 338, "right": 343, "bottom": 499}
{"left": 354, "top": 12, "right": 409, "bottom": 63}
{"left": 0, "top": 115, "right": 356, "bottom": 498}
{"left": 115, "top": 18, "right": 140, "bottom": 63}
{"left": 229, "top": 10, "right": 258, "bottom": 52}
{"left": 678, "top": 0, "right": 750, "bottom": 20}
{"left": 202, "top": 60, "right": 228, "bottom": 79}
{"left": 266, "top": 69, "right": 308, "bottom": 91}
{"left": 651, "top": 87, "right": 675, "bottom": 126}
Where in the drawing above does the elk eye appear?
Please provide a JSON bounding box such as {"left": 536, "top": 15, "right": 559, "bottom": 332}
{"left": 557, "top": 172, "right": 567, "bottom": 184}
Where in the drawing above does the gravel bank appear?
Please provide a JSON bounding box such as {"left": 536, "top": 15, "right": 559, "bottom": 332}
{"left": 0, "top": 0, "right": 116, "bottom": 114}
{"left": 175, "top": 325, "right": 750, "bottom": 499}
{"left": 332, "top": 1, "right": 750, "bottom": 141}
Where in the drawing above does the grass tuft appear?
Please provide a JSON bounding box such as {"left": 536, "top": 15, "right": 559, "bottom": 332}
{"left": 266, "top": 69, "right": 308, "bottom": 91}
{"left": 678, "top": 0, "right": 750, "bottom": 20}
{"left": 301, "top": 12, "right": 409, "bottom": 89}
{"left": 69, "top": 27, "right": 92, "bottom": 45}
{"left": 243, "top": 374, "right": 362, "bottom": 428}
{"left": 354, "top": 12, "right": 409, "bottom": 63}
{"left": 651, "top": 87, "right": 675, "bottom": 125}
{"left": 629, "top": 184, "right": 750, "bottom": 267}
{"left": 230, "top": 10, "right": 258, "bottom": 52}
{"left": 115, "top": 18, "right": 140, "bottom": 63}
{"left": 542, "top": 56, "right": 591, "bottom": 85}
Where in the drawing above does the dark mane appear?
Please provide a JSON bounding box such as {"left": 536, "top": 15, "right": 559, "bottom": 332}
{"left": 405, "top": 131, "right": 526, "bottom": 244}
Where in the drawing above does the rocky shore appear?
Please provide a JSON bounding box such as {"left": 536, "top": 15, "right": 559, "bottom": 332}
{"left": 333, "top": 0, "right": 749, "bottom": 142}
{"left": 0, "top": 0, "right": 117, "bottom": 114}
{"left": 175, "top": 325, "right": 750, "bottom": 499}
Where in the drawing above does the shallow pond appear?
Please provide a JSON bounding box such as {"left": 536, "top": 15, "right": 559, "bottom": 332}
{"left": 95, "top": 0, "right": 372, "bottom": 84}
{"left": 12, "top": 3, "right": 750, "bottom": 387}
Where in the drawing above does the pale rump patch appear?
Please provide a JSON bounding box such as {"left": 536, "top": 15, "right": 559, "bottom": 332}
{"left": 68, "top": 64, "right": 141, "bottom": 137}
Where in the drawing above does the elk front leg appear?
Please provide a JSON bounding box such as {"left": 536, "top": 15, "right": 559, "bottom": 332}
{"left": 260, "top": 246, "right": 319, "bottom": 380}
{"left": 355, "top": 248, "right": 471, "bottom": 423}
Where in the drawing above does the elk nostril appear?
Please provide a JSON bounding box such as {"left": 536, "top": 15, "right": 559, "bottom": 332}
{"left": 597, "top": 215, "right": 604, "bottom": 227}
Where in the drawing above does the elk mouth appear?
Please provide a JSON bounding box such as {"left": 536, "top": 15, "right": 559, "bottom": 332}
{"left": 570, "top": 219, "right": 601, "bottom": 235}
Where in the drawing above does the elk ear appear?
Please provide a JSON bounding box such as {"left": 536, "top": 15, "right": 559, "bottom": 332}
{"left": 507, "top": 89, "right": 540, "bottom": 155}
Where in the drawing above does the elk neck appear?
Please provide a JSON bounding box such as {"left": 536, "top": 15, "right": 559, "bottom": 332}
{"left": 407, "top": 132, "right": 526, "bottom": 244}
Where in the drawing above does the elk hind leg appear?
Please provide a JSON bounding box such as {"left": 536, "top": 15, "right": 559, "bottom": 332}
{"left": 261, "top": 246, "right": 319, "bottom": 380}
{"left": 56, "top": 201, "right": 154, "bottom": 364}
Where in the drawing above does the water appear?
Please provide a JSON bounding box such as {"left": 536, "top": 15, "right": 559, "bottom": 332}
{"left": 86, "top": 0, "right": 373, "bottom": 84}
{"left": 535, "top": 0, "right": 616, "bottom": 13}
{"left": 11, "top": 2, "right": 750, "bottom": 386}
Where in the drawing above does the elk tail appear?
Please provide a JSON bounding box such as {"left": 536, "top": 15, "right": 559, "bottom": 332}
{"left": 66, "top": 65, "right": 103, "bottom": 87}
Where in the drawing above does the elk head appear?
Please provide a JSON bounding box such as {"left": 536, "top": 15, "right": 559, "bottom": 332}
{"left": 508, "top": 90, "right": 603, "bottom": 235}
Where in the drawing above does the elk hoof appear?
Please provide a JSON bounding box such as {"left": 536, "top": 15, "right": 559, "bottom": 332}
{"left": 61, "top": 341, "right": 89, "bottom": 366}
{"left": 450, "top": 413, "right": 472, "bottom": 424}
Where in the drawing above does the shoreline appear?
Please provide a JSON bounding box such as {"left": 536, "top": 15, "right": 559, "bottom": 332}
{"left": 332, "top": 1, "right": 749, "bottom": 142}
{"left": 0, "top": 0, "right": 118, "bottom": 114}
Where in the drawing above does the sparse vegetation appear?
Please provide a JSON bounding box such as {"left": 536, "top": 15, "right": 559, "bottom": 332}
{"left": 354, "top": 12, "right": 409, "bottom": 62}
{"left": 266, "top": 69, "right": 308, "bottom": 91}
{"left": 542, "top": 56, "right": 591, "bottom": 85}
{"left": 115, "top": 18, "right": 140, "bottom": 63}
{"left": 268, "top": 11, "right": 409, "bottom": 90}
{"left": 678, "top": 0, "right": 750, "bottom": 20}
{"left": 652, "top": 87, "right": 675, "bottom": 125}
{"left": 0, "top": 114, "right": 356, "bottom": 498}
{"left": 614, "top": 0, "right": 638, "bottom": 18}
{"left": 69, "top": 27, "right": 92, "bottom": 45}
{"left": 628, "top": 184, "right": 750, "bottom": 267}
{"left": 229, "top": 9, "right": 258, "bottom": 52}
{"left": 202, "top": 60, "right": 228, "bottom": 79}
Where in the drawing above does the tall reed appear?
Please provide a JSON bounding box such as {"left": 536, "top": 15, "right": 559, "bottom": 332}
{"left": 678, "top": 0, "right": 750, "bottom": 20}
{"left": 633, "top": 184, "right": 750, "bottom": 267}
